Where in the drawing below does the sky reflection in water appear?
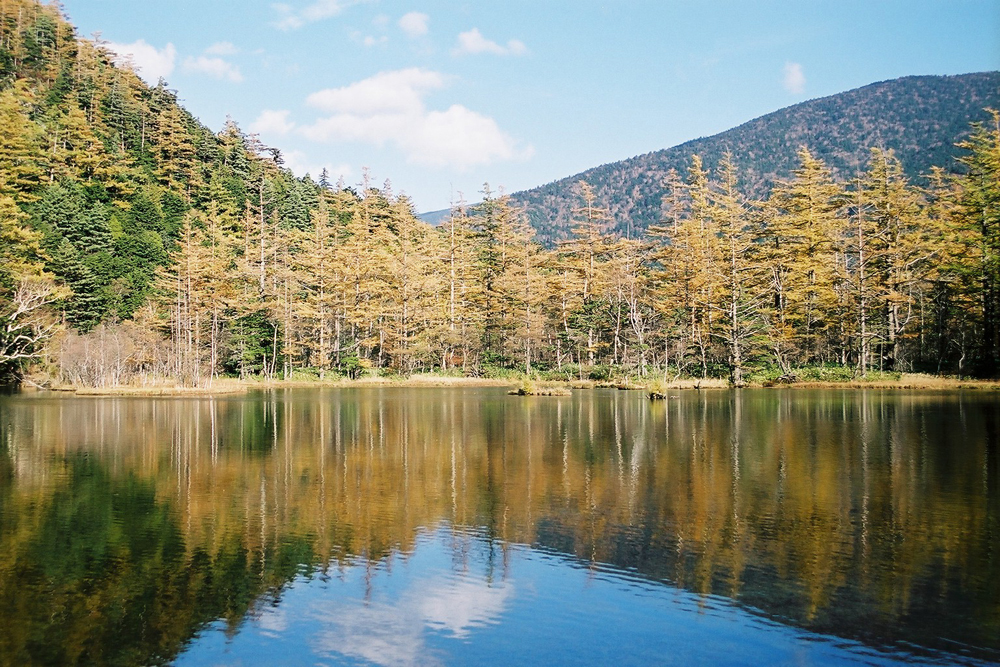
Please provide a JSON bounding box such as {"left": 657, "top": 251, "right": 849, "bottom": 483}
{"left": 177, "top": 525, "right": 966, "bottom": 667}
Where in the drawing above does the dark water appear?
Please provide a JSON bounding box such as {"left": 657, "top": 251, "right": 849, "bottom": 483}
{"left": 0, "top": 387, "right": 997, "bottom": 666}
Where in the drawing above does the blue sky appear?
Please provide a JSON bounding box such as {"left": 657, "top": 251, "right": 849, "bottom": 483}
{"left": 60, "top": 1, "right": 1000, "bottom": 212}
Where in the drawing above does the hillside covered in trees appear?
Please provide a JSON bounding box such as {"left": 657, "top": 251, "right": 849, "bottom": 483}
{"left": 505, "top": 73, "right": 1000, "bottom": 244}
{"left": 0, "top": 0, "right": 998, "bottom": 387}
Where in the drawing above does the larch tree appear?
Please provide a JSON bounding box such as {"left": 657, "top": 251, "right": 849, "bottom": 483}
{"left": 438, "top": 197, "right": 480, "bottom": 371}
{"left": 857, "top": 149, "right": 934, "bottom": 371}
{"left": 152, "top": 97, "right": 199, "bottom": 195}
{"left": 199, "top": 201, "right": 238, "bottom": 378}
{"left": 0, "top": 80, "right": 46, "bottom": 199}
{"left": 504, "top": 210, "right": 545, "bottom": 374}
{"left": 920, "top": 167, "right": 979, "bottom": 373}
{"left": 295, "top": 196, "right": 338, "bottom": 378}
{"left": 764, "top": 148, "right": 843, "bottom": 369}
{"left": 42, "top": 99, "right": 123, "bottom": 186}
{"left": 605, "top": 234, "right": 655, "bottom": 374}
{"left": 676, "top": 155, "right": 720, "bottom": 378}
{"left": 557, "top": 181, "right": 615, "bottom": 367}
{"left": 708, "top": 153, "right": 764, "bottom": 387}
{"left": 648, "top": 168, "right": 692, "bottom": 377}
{"left": 471, "top": 184, "right": 523, "bottom": 368}
{"left": 839, "top": 173, "right": 879, "bottom": 373}
{"left": 384, "top": 193, "right": 441, "bottom": 373}
{"left": 955, "top": 109, "right": 1000, "bottom": 376}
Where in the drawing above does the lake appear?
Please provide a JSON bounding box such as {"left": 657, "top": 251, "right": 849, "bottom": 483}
{"left": 0, "top": 387, "right": 997, "bottom": 666}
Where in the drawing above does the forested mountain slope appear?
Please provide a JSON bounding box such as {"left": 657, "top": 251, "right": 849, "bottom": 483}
{"left": 505, "top": 73, "right": 1000, "bottom": 244}
{"left": 0, "top": 0, "right": 331, "bottom": 380}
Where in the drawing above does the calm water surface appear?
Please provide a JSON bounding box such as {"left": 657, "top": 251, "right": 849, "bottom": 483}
{"left": 0, "top": 387, "right": 997, "bottom": 665}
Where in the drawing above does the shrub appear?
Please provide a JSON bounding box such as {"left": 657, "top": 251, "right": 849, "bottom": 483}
{"left": 587, "top": 365, "right": 612, "bottom": 381}
{"left": 480, "top": 364, "right": 523, "bottom": 380}
{"left": 798, "top": 364, "right": 854, "bottom": 382}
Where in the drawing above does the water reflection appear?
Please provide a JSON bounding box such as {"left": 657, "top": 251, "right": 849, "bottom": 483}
{"left": 0, "top": 388, "right": 998, "bottom": 665}
{"left": 308, "top": 547, "right": 511, "bottom": 665}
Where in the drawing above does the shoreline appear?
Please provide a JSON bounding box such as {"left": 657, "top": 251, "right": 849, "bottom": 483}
{"left": 27, "top": 372, "right": 1000, "bottom": 396}
{"left": 44, "top": 374, "right": 516, "bottom": 396}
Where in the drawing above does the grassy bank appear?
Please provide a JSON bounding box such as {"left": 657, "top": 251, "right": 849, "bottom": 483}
{"left": 29, "top": 369, "right": 1000, "bottom": 397}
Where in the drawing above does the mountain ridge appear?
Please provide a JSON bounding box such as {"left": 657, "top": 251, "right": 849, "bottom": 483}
{"left": 423, "top": 72, "right": 1000, "bottom": 244}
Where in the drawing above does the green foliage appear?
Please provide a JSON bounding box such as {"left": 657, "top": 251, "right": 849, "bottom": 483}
{"left": 479, "top": 363, "right": 524, "bottom": 380}
{"left": 0, "top": 453, "right": 319, "bottom": 665}
{"left": 338, "top": 355, "right": 370, "bottom": 380}
{"left": 32, "top": 181, "right": 113, "bottom": 252}
{"left": 514, "top": 378, "right": 537, "bottom": 395}
{"left": 224, "top": 311, "right": 278, "bottom": 378}
{"left": 49, "top": 239, "right": 107, "bottom": 329}
{"left": 538, "top": 364, "right": 581, "bottom": 381}
{"left": 159, "top": 191, "right": 189, "bottom": 241}
{"left": 287, "top": 367, "right": 320, "bottom": 381}
{"left": 796, "top": 365, "right": 857, "bottom": 383}
{"left": 587, "top": 364, "right": 613, "bottom": 381}
{"left": 125, "top": 191, "right": 164, "bottom": 236}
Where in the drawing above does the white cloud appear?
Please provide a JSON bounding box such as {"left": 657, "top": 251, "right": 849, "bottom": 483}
{"left": 183, "top": 56, "right": 243, "bottom": 82}
{"left": 403, "top": 104, "right": 533, "bottom": 168}
{"left": 250, "top": 109, "right": 296, "bottom": 135}
{"left": 205, "top": 41, "right": 238, "bottom": 56}
{"left": 307, "top": 68, "right": 447, "bottom": 115}
{"left": 309, "top": 573, "right": 511, "bottom": 666}
{"left": 299, "top": 68, "right": 532, "bottom": 169}
{"left": 783, "top": 61, "right": 805, "bottom": 95}
{"left": 506, "top": 39, "right": 528, "bottom": 56}
{"left": 417, "top": 577, "right": 511, "bottom": 638}
{"left": 272, "top": 0, "right": 367, "bottom": 30}
{"left": 363, "top": 35, "right": 388, "bottom": 47}
{"left": 399, "top": 12, "right": 429, "bottom": 38}
{"left": 452, "top": 28, "right": 527, "bottom": 57}
{"left": 104, "top": 40, "right": 176, "bottom": 84}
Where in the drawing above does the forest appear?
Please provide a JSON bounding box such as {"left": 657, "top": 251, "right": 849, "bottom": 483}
{"left": 0, "top": 0, "right": 998, "bottom": 387}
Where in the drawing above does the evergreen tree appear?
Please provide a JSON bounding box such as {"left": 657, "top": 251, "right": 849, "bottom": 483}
{"left": 49, "top": 238, "right": 106, "bottom": 329}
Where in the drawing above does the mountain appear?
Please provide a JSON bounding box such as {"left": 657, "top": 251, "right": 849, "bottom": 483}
{"left": 459, "top": 73, "right": 999, "bottom": 245}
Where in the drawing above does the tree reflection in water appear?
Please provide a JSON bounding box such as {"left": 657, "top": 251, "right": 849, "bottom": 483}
{"left": 0, "top": 388, "right": 997, "bottom": 664}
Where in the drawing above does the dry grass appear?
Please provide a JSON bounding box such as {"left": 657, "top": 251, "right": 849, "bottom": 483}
{"left": 569, "top": 379, "right": 597, "bottom": 389}
{"left": 787, "top": 373, "right": 1000, "bottom": 390}
{"left": 57, "top": 374, "right": 513, "bottom": 396}
{"left": 72, "top": 379, "right": 248, "bottom": 396}
{"left": 661, "top": 378, "right": 729, "bottom": 389}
